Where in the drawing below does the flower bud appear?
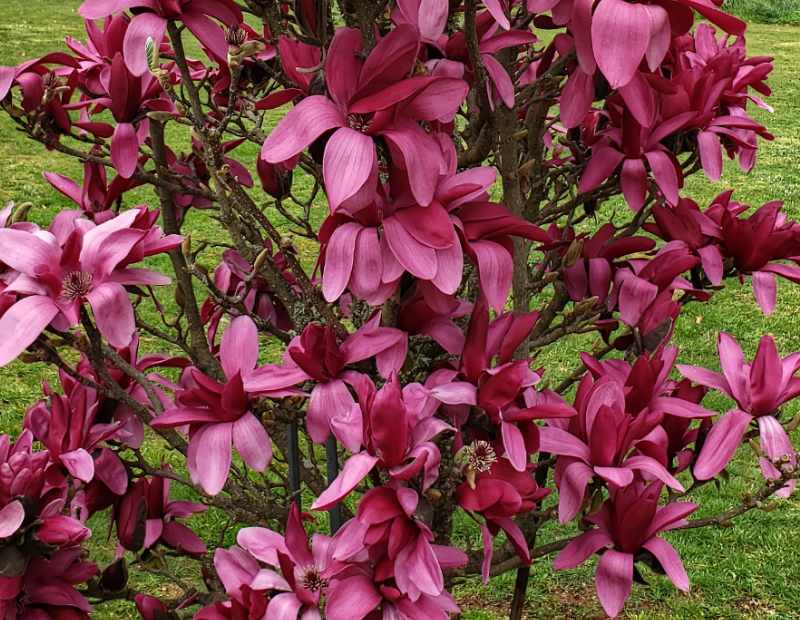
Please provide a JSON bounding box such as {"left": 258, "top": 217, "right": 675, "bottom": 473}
{"left": 145, "top": 37, "right": 159, "bottom": 72}
{"left": 36, "top": 515, "right": 90, "bottom": 547}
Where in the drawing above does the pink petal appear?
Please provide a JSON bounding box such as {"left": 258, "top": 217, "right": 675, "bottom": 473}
{"left": 698, "top": 131, "right": 723, "bottom": 182}
{"left": 618, "top": 275, "right": 658, "bottom": 327}
{"left": 261, "top": 96, "right": 344, "bottom": 163}
{"left": 123, "top": 13, "right": 167, "bottom": 76}
{"left": 471, "top": 239, "right": 513, "bottom": 312}
{"left": 540, "top": 426, "right": 591, "bottom": 460}
{"left": 182, "top": 10, "right": 228, "bottom": 61}
{"left": 591, "top": 0, "right": 650, "bottom": 88}
{"left": 60, "top": 449, "right": 95, "bottom": 483}
{"left": 94, "top": 448, "right": 128, "bottom": 495}
{"left": 0, "top": 228, "right": 59, "bottom": 275}
{"left": 501, "top": 420, "right": 528, "bottom": 472}
{"left": 79, "top": 0, "right": 147, "bottom": 19}
{"left": 0, "top": 500, "right": 25, "bottom": 538}
{"left": 557, "top": 459, "right": 596, "bottom": 523}
{"left": 325, "top": 28, "right": 362, "bottom": 106}
{"left": 675, "top": 364, "right": 730, "bottom": 396}
{"left": 322, "top": 222, "right": 362, "bottom": 302}
{"left": 265, "top": 592, "right": 303, "bottom": 620}
{"left": 698, "top": 244, "right": 724, "bottom": 285}
{"left": 220, "top": 316, "right": 259, "bottom": 379}
{"left": 86, "top": 281, "right": 135, "bottom": 348}
{"left": 0, "top": 66, "right": 14, "bottom": 101}
{"left": 752, "top": 270, "right": 777, "bottom": 315}
{"left": 645, "top": 150, "right": 680, "bottom": 205}
{"left": 644, "top": 4, "right": 670, "bottom": 70}
{"left": 579, "top": 147, "right": 625, "bottom": 193}
{"left": 620, "top": 158, "right": 648, "bottom": 212}
{"left": 383, "top": 215, "right": 437, "bottom": 280}
{"left": 758, "top": 415, "right": 793, "bottom": 462}
{"left": 310, "top": 452, "right": 379, "bottom": 511}
{"left": 560, "top": 69, "right": 594, "bottom": 129}
{"left": 188, "top": 422, "right": 233, "bottom": 496}
{"left": 111, "top": 122, "right": 139, "bottom": 179}
{"left": 0, "top": 296, "right": 60, "bottom": 367}
{"left": 594, "top": 466, "right": 634, "bottom": 487}
{"left": 380, "top": 121, "right": 440, "bottom": 206}
{"left": 553, "top": 530, "right": 612, "bottom": 569}
{"left": 323, "top": 128, "right": 376, "bottom": 212}
{"left": 483, "top": 53, "right": 515, "bottom": 108}
{"left": 325, "top": 575, "right": 381, "bottom": 620}
{"left": 642, "top": 538, "right": 689, "bottom": 592}
{"left": 43, "top": 172, "right": 83, "bottom": 206}
{"left": 595, "top": 549, "right": 633, "bottom": 618}
{"left": 619, "top": 72, "right": 656, "bottom": 129}
{"left": 694, "top": 409, "right": 752, "bottom": 480}
{"left": 233, "top": 412, "right": 272, "bottom": 472}
{"left": 484, "top": 0, "right": 510, "bottom": 29}
{"left": 307, "top": 380, "right": 354, "bottom": 444}
{"left": 717, "top": 332, "right": 750, "bottom": 406}
{"left": 625, "top": 455, "right": 684, "bottom": 491}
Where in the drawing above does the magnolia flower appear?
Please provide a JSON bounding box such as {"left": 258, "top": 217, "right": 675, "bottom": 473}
{"left": 152, "top": 316, "right": 274, "bottom": 495}
{"left": 0, "top": 208, "right": 180, "bottom": 365}
{"left": 554, "top": 481, "right": 696, "bottom": 618}
{"left": 78, "top": 0, "right": 243, "bottom": 76}
{"left": 678, "top": 333, "right": 800, "bottom": 492}
{"left": 261, "top": 25, "right": 468, "bottom": 208}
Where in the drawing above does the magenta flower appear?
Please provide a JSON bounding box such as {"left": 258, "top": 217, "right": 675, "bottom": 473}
{"left": 24, "top": 374, "right": 128, "bottom": 494}
{"left": 310, "top": 373, "right": 456, "bottom": 511}
{"left": 714, "top": 199, "right": 800, "bottom": 315}
{"left": 678, "top": 333, "right": 800, "bottom": 490}
{"left": 330, "top": 486, "right": 467, "bottom": 608}
{"left": 541, "top": 374, "right": 693, "bottom": 522}
{"left": 152, "top": 316, "right": 273, "bottom": 495}
{"left": 554, "top": 481, "right": 696, "bottom": 618}
{"left": 261, "top": 25, "right": 468, "bottom": 208}
{"left": 0, "top": 208, "right": 179, "bottom": 365}
{"left": 198, "top": 547, "right": 269, "bottom": 619}
{"left": 246, "top": 313, "right": 407, "bottom": 448}
{"left": 79, "top": 0, "right": 243, "bottom": 76}
{"left": 457, "top": 455, "right": 549, "bottom": 580}
{"left": 235, "top": 503, "right": 348, "bottom": 619}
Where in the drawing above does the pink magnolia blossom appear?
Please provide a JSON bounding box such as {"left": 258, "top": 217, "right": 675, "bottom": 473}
{"left": 678, "top": 333, "right": 800, "bottom": 492}
{"left": 554, "top": 481, "right": 696, "bottom": 618}
{"left": 152, "top": 316, "right": 274, "bottom": 495}
{"left": 78, "top": 0, "right": 243, "bottom": 76}
{"left": 246, "top": 313, "right": 407, "bottom": 448}
{"left": 261, "top": 25, "right": 468, "bottom": 208}
{"left": 0, "top": 208, "right": 180, "bottom": 364}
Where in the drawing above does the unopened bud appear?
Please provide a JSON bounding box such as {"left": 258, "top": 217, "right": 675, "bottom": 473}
{"left": 181, "top": 233, "right": 192, "bottom": 258}
{"left": 146, "top": 111, "right": 174, "bottom": 122}
{"left": 563, "top": 239, "right": 584, "bottom": 268}
{"left": 10, "top": 201, "right": 32, "bottom": 224}
{"left": 145, "top": 37, "right": 159, "bottom": 73}
{"left": 253, "top": 247, "right": 271, "bottom": 273}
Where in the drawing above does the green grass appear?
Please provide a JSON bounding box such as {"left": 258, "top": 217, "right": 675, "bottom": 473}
{"left": 724, "top": 0, "right": 800, "bottom": 24}
{"left": 2, "top": 3, "right": 800, "bottom": 618}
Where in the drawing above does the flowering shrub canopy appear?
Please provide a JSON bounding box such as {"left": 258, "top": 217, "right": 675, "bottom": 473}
{"left": 0, "top": 0, "right": 798, "bottom": 617}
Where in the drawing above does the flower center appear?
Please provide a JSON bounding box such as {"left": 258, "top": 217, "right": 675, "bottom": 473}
{"left": 61, "top": 271, "right": 93, "bottom": 302}
{"left": 300, "top": 568, "right": 328, "bottom": 592}
{"left": 465, "top": 440, "right": 497, "bottom": 473}
{"left": 347, "top": 113, "right": 370, "bottom": 132}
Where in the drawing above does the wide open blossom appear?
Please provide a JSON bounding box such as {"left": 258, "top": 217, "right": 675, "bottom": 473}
{"left": 554, "top": 481, "right": 696, "bottom": 618}
{"left": 152, "top": 316, "right": 276, "bottom": 495}
{"left": 678, "top": 333, "right": 800, "bottom": 492}
{"left": 79, "top": 0, "right": 243, "bottom": 76}
{"left": 454, "top": 297, "right": 574, "bottom": 473}
{"left": 235, "top": 503, "right": 348, "bottom": 619}
{"left": 261, "top": 25, "right": 469, "bottom": 209}
{"left": 0, "top": 208, "right": 180, "bottom": 365}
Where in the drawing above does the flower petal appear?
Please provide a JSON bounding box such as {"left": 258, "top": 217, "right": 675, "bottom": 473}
{"left": 86, "top": 281, "right": 135, "bottom": 348}
{"left": 323, "top": 128, "right": 376, "bottom": 212}
{"left": 261, "top": 96, "right": 344, "bottom": 163}
{"left": 595, "top": 549, "right": 633, "bottom": 618}
{"left": 693, "top": 409, "right": 752, "bottom": 480}
{"left": 0, "top": 296, "right": 60, "bottom": 367}
{"left": 233, "top": 412, "right": 272, "bottom": 472}
{"left": 310, "top": 452, "right": 379, "bottom": 511}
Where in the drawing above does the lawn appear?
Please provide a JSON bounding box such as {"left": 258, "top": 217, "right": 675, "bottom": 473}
{"left": 1, "top": 3, "right": 800, "bottom": 619}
